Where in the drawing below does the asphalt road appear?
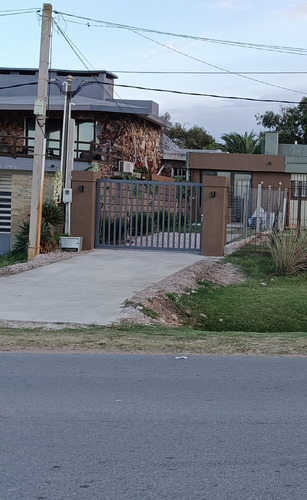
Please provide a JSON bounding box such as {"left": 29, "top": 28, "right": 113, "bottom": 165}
{"left": 1, "top": 353, "right": 307, "bottom": 500}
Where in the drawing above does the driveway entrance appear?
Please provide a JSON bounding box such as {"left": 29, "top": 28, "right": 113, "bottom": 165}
{"left": 95, "top": 179, "right": 203, "bottom": 252}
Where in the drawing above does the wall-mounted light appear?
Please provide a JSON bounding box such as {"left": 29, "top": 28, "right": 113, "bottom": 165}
{"left": 210, "top": 191, "right": 216, "bottom": 198}
{"left": 267, "top": 161, "right": 272, "bottom": 165}
{"left": 79, "top": 185, "right": 85, "bottom": 193}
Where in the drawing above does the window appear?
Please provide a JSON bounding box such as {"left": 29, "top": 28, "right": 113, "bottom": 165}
{"left": 291, "top": 181, "right": 307, "bottom": 199}
{"left": 74, "top": 121, "right": 95, "bottom": 159}
{"left": 26, "top": 118, "right": 62, "bottom": 156}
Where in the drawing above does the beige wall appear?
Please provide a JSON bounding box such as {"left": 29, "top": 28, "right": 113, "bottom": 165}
{"left": 10, "top": 171, "right": 55, "bottom": 247}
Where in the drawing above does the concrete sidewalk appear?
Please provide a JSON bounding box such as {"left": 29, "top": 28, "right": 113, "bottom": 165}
{"left": 0, "top": 249, "right": 204, "bottom": 325}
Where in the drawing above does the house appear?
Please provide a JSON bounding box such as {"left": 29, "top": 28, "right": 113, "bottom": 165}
{"left": 160, "top": 133, "right": 223, "bottom": 179}
{"left": 0, "top": 67, "right": 168, "bottom": 254}
{"left": 187, "top": 132, "right": 307, "bottom": 228}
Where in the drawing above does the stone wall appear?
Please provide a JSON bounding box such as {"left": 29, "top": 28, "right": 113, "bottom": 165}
{"left": 75, "top": 112, "right": 162, "bottom": 174}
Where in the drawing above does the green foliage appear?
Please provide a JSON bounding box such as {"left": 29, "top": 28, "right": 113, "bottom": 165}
{"left": 165, "top": 123, "right": 220, "bottom": 150}
{"left": 221, "top": 131, "right": 262, "bottom": 153}
{"left": 168, "top": 254, "right": 307, "bottom": 332}
{"left": 255, "top": 96, "right": 307, "bottom": 144}
{"left": 267, "top": 230, "right": 307, "bottom": 276}
{"left": 0, "top": 248, "right": 27, "bottom": 269}
{"left": 14, "top": 200, "right": 64, "bottom": 253}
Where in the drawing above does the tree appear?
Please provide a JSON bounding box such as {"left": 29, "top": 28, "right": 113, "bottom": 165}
{"left": 221, "top": 131, "right": 262, "bottom": 154}
{"left": 164, "top": 122, "right": 220, "bottom": 150}
{"left": 255, "top": 97, "right": 307, "bottom": 144}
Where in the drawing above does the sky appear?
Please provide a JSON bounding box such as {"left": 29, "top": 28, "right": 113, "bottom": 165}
{"left": 1, "top": 1, "right": 307, "bottom": 142}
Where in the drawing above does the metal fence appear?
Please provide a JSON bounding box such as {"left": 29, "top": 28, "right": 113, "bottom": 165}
{"left": 95, "top": 178, "right": 203, "bottom": 252}
{"left": 226, "top": 182, "right": 307, "bottom": 251}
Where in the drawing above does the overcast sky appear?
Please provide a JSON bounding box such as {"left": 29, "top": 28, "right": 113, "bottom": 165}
{"left": 1, "top": 1, "right": 307, "bottom": 141}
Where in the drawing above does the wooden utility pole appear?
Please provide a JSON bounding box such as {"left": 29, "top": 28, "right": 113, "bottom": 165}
{"left": 28, "top": 3, "right": 52, "bottom": 260}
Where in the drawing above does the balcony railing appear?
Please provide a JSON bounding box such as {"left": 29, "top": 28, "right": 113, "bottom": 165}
{"left": 0, "top": 134, "right": 94, "bottom": 162}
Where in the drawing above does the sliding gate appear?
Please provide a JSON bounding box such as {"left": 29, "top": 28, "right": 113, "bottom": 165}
{"left": 95, "top": 179, "right": 203, "bottom": 252}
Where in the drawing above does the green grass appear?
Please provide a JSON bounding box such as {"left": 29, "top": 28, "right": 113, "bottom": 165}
{"left": 168, "top": 253, "right": 307, "bottom": 333}
{"left": 0, "top": 249, "right": 27, "bottom": 269}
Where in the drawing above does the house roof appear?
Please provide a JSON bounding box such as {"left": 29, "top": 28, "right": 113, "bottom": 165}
{"left": 161, "top": 133, "right": 223, "bottom": 160}
{"left": 0, "top": 67, "right": 168, "bottom": 127}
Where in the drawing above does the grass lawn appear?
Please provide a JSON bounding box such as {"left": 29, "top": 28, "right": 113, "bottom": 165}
{"left": 168, "top": 253, "right": 307, "bottom": 333}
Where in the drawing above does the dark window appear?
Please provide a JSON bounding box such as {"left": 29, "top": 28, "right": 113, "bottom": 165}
{"left": 74, "top": 121, "right": 95, "bottom": 159}
{"left": 26, "top": 118, "right": 62, "bottom": 157}
{"left": 291, "top": 180, "right": 307, "bottom": 199}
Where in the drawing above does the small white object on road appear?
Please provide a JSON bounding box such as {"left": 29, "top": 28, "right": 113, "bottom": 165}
{"left": 175, "top": 356, "right": 188, "bottom": 360}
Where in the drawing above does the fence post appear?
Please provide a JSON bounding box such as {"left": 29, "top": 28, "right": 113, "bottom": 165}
{"left": 71, "top": 171, "right": 101, "bottom": 250}
{"left": 201, "top": 176, "right": 229, "bottom": 256}
{"left": 256, "top": 183, "right": 262, "bottom": 232}
{"left": 243, "top": 185, "right": 249, "bottom": 239}
{"left": 297, "top": 181, "right": 302, "bottom": 238}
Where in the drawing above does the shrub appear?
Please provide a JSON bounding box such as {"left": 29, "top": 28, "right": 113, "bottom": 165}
{"left": 268, "top": 230, "right": 307, "bottom": 276}
{"left": 14, "top": 200, "right": 64, "bottom": 253}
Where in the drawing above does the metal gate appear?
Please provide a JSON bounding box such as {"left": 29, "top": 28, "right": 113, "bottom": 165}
{"left": 95, "top": 179, "right": 203, "bottom": 252}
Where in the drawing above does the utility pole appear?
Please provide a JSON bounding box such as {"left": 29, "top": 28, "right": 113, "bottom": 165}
{"left": 60, "top": 75, "right": 74, "bottom": 234}
{"left": 28, "top": 3, "right": 52, "bottom": 260}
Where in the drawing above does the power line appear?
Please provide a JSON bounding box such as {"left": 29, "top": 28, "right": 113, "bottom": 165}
{"left": 63, "top": 80, "right": 306, "bottom": 104}
{"left": 113, "top": 71, "right": 307, "bottom": 75}
{"left": 132, "top": 30, "right": 306, "bottom": 96}
{"left": 0, "top": 80, "right": 305, "bottom": 105}
{"left": 54, "top": 10, "right": 307, "bottom": 56}
{"left": 51, "top": 17, "right": 145, "bottom": 118}
{"left": 0, "top": 8, "right": 39, "bottom": 17}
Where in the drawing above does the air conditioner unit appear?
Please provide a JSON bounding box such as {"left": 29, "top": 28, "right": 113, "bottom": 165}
{"left": 118, "top": 161, "right": 135, "bottom": 174}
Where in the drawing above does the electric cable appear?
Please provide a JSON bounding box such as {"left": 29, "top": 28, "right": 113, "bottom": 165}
{"left": 54, "top": 10, "right": 307, "bottom": 56}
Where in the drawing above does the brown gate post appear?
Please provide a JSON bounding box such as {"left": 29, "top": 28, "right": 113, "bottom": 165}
{"left": 71, "top": 171, "right": 101, "bottom": 250}
{"left": 201, "top": 176, "right": 229, "bottom": 256}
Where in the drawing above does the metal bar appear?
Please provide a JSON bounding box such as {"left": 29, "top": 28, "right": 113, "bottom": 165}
{"left": 118, "top": 181, "right": 123, "bottom": 245}
{"left": 129, "top": 181, "right": 134, "bottom": 247}
{"left": 134, "top": 182, "right": 140, "bottom": 247}
{"left": 102, "top": 180, "right": 108, "bottom": 246}
{"left": 167, "top": 183, "right": 171, "bottom": 249}
{"left": 123, "top": 181, "right": 129, "bottom": 246}
{"left": 144, "top": 183, "right": 150, "bottom": 248}
{"left": 140, "top": 183, "right": 145, "bottom": 247}
{"left": 113, "top": 181, "right": 118, "bottom": 246}
{"left": 188, "top": 186, "right": 193, "bottom": 250}
{"left": 177, "top": 184, "right": 183, "bottom": 250}
{"left": 172, "top": 184, "right": 178, "bottom": 249}
{"left": 156, "top": 183, "right": 161, "bottom": 248}
{"left": 150, "top": 182, "right": 156, "bottom": 248}
{"left": 161, "top": 183, "right": 166, "bottom": 249}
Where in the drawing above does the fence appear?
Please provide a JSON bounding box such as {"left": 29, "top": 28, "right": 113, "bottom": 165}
{"left": 95, "top": 178, "right": 203, "bottom": 252}
{"left": 226, "top": 183, "right": 307, "bottom": 251}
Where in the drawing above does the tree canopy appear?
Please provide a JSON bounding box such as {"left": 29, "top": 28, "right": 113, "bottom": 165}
{"left": 255, "top": 97, "right": 307, "bottom": 144}
{"left": 164, "top": 121, "right": 220, "bottom": 150}
{"left": 221, "top": 131, "right": 262, "bottom": 154}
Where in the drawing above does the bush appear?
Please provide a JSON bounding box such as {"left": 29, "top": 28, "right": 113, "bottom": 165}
{"left": 268, "top": 230, "right": 307, "bottom": 276}
{"left": 14, "top": 200, "right": 64, "bottom": 253}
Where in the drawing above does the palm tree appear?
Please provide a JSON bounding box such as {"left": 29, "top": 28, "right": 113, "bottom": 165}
{"left": 221, "top": 131, "right": 262, "bottom": 154}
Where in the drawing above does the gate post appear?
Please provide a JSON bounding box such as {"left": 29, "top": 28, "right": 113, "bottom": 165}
{"left": 71, "top": 171, "right": 101, "bottom": 250}
{"left": 201, "top": 176, "right": 229, "bottom": 256}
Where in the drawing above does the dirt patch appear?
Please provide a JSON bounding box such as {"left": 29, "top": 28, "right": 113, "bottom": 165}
{"left": 118, "top": 258, "right": 246, "bottom": 326}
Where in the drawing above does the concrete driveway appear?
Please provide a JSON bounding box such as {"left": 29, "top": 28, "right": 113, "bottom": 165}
{"left": 0, "top": 249, "right": 204, "bottom": 325}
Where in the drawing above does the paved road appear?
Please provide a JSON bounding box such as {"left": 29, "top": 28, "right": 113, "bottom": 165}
{"left": 0, "top": 249, "right": 205, "bottom": 325}
{"left": 1, "top": 353, "right": 306, "bottom": 499}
